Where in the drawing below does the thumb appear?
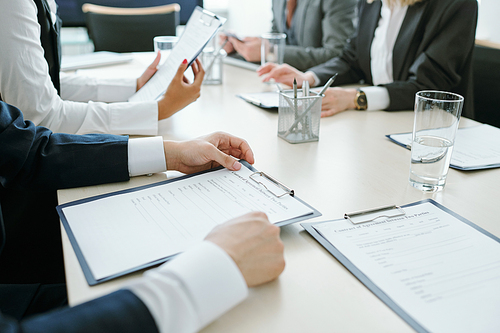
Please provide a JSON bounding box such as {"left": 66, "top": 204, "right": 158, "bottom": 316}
{"left": 175, "top": 59, "right": 189, "bottom": 81}
{"left": 209, "top": 146, "right": 242, "bottom": 171}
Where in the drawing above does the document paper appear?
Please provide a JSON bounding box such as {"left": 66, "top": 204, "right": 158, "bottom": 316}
{"left": 129, "top": 7, "right": 225, "bottom": 102}
{"left": 388, "top": 124, "right": 500, "bottom": 170}
{"left": 313, "top": 202, "right": 500, "bottom": 333}
{"left": 61, "top": 166, "right": 313, "bottom": 281}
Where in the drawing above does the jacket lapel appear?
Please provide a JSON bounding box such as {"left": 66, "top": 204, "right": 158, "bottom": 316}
{"left": 392, "top": 0, "right": 428, "bottom": 80}
{"left": 358, "top": 0, "right": 382, "bottom": 83}
{"left": 294, "top": 0, "right": 308, "bottom": 45}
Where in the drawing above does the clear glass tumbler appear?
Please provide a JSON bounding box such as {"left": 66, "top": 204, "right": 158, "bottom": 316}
{"left": 409, "top": 91, "right": 464, "bottom": 192}
{"left": 261, "top": 33, "right": 286, "bottom": 66}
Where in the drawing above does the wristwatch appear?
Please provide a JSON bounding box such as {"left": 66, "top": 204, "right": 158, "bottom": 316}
{"left": 354, "top": 89, "right": 367, "bottom": 110}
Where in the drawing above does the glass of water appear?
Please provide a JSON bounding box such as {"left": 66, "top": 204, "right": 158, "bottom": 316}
{"left": 261, "top": 33, "right": 286, "bottom": 66}
{"left": 409, "top": 91, "right": 464, "bottom": 192}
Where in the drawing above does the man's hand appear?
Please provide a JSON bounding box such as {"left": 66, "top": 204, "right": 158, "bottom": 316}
{"left": 229, "top": 37, "right": 261, "bottom": 62}
{"left": 163, "top": 132, "right": 255, "bottom": 174}
{"left": 321, "top": 87, "right": 357, "bottom": 117}
{"left": 157, "top": 58, "right": 205, "bottom": 120}
{"left": 257, "top": 63, "right": 315, "bottom": 87}
{"left": 136, "top": 51, "right": 161, "bottom": 91}
{"left": 205, "top": 212, "right": 285, "bottom": 287}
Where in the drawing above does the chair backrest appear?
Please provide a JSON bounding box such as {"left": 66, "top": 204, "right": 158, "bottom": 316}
{"left": 82, "top": 3, "right": 180, "bottom": 52}
{"left": 472, "top": 44, "right": 500, "bottom": 127}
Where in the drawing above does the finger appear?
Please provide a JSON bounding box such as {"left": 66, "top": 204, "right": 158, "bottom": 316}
{"left": 175, "top": 59, "right": 189, "bottom": 81}
{"left": 150, "top": 51, "right": 161, "bottom": 69}
{"left": 191, "top": 59, "right": 199, "bottom": 76}
{"left": 321, "top": 110, "right": 335, "bottom": 117}
{"left": 228, "top": 136, "right": 255, "bottom": 165}
{"left": 209, "top": 146, "right": 241, "bottom": 171}
{"left": 257, "top": 63, "right": 276, "bottom": 76}
{"left": 193, "top": 59, "right": 205, "bottom": 85}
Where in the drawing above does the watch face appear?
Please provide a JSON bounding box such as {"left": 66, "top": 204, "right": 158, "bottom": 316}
{"left": 358, "top": 93, "right": 367, "bottom": 108}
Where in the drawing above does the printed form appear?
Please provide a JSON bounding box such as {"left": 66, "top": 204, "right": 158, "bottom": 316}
{"left": 388, "top": 124, "right": 500, "bottom": 169}
{"left": 313, "top": 202, "right": 500, "bottom": 332}
{"left": 61, "top": 166, "right": 313, "bottom": 281}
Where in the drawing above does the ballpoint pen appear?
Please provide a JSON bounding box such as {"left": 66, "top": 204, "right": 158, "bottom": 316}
{"left": 283, "top": 73, "right": 338, "bottom": 138}
{"left": 293, "top": 78, "right": 298, "bottom": 133}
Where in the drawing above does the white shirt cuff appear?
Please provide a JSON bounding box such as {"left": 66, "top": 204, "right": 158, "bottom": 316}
{"left": 128, "top": 136, "right": 166, "bottom": 176}
{"left": 362, "top": 86, "right": 390, "bottom": 111}
{"left": 127, "top": 241, "right": 248, "bottom": 333}
{"left": 306, "top": 71, "right": 321, "bottom": 87}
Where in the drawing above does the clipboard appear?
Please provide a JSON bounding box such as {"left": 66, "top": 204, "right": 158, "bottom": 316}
{"left": 237, "top": 91, "right": 279, "bottom": 110}
{"left": 301, "top": 199, "right": 500, "bottom": 333}
{"left": 129, "top": 6, "right": 226, "bottom": 102}
{"left": 58, "top": 161, "right": 320, "bottom": 285}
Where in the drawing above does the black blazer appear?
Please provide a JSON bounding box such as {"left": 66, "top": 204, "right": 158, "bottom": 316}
{"left": 0, "top": 102, "right": 157, "bottom": 332}
{"left": 309, "top": 0, "right": 477, "bottom": 118}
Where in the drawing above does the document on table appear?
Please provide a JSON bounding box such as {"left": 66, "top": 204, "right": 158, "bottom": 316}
{"left": 128, "top": 7, "right": 226, "bottom": 102}
{"left": 237, "top": 92, "right": 279, "bottom": 109}
{"left": 387, "top": 124, "right": 500, "bottom": 170}
{"left": 58, "top": 162, "right": 320, "bottom": 285}
{"left": 302, "top": 200, "right": 500, "bottom": 333}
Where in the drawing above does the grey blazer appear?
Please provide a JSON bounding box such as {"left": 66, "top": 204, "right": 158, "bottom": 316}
{"left": 272, "top": 0, "right": 357, "bottom": 71}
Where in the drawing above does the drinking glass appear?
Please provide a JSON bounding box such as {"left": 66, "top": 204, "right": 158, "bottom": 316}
{"left": 261, "top": 33, "right": 286, "bottom": 66}
{"left": 409, "top": 91, "right": 464, "bottom": 192}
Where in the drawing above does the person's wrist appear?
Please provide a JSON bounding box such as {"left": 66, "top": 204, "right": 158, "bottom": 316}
{"left": 162, "top": 140, "right": 179, "bottom": 170}
{"left": 345, "top": 88, "right": 358, "bottom": 110}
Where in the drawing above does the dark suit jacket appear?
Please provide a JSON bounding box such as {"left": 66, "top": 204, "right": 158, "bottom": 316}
{"left": 309, "top": 0, "right": 477, "bottom": 118}
{"left": 0, "top": 102, "right": 158, "bottom": 332}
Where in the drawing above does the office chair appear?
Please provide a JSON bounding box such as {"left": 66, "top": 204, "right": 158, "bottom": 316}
{"left": 472, "top": 44, "right": 500, "bottom": 128}
{"left": 82, "top": 3, "right": 180, "bottom": 52}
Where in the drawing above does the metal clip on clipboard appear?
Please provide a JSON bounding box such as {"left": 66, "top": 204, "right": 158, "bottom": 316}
{"left": 249, "top": 172, "right": 294, "bottom": 198}
{"left": 199, "top": 8, "right": 219, "bottom": 26}
{"left": 344, "top": 205, "right": 406, "bottom": 224}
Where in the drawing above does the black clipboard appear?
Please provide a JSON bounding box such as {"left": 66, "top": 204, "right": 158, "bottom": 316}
{"left": 301, "top": 199, "right": 500, "bottom": 333}
{"left": 58, "top": 161, "right": 320, "bottom": 285}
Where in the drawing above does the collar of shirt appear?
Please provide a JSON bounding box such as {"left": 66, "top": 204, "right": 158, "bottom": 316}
{"left": 47, "top": 0, "right": 58, "bottom": 27}
{"left": 370, "top": 0, "right": 408, "bottom": 86}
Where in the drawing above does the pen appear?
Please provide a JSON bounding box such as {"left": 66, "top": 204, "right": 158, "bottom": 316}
{"left": 293, "top": 78, "right": 297, "bottom": 99}
{"left": 283, "top": 73, "right": 338, "bottom": 137}
{"left": 303, "top": 80, "right": 310, "bottom": 97}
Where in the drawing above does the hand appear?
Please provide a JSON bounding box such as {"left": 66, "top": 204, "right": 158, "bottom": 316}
{"left": 136, "top": 51, "right": 161, "bottom": 91}
{"left": 157, "top": 58, "right": 205, "bottom": 120}
{"left": 219, "top": 33, "right": 235, "bottom": 54}
{"left": 229, "top": 37, "right": 261, "bottom": 62}
{"left": 205, "top": 212, "right": 285, "bottom": 287}
{"left": 163, "top": 132, "right": 255, "bottom": 174}
{"left": 321, "top": 87, "right": 357, "bottom": 117}
{"left": 257, "top": 63, "right": 315, "bottom": 87}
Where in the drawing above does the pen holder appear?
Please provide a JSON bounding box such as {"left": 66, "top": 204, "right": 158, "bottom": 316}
{"left": 201, "top": 48, "right": 226, "bottom": 85}
{"left": 278, "top": 90, "right": 322, "bottom": 144}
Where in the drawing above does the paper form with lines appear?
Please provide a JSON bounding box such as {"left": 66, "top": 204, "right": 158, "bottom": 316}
{"left": 311, "top": 201, "right": 500, "bottom": 333}
{"left": 58, "top": 162, "right": 319, "bottom": 284}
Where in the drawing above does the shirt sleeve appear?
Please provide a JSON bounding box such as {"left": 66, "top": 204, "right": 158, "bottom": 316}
{"left": 0, "top": 0, "right": 159, "bottom": 135}
{"left": 127, "top": 241, "right": 248, "bottom": 333}
{"left": 60, "top": 72, "right": 138, "bottom": 103}
{"left": 363, "top": 86, "right": 390, "bottom": 111}
{"left": 128, "top": 136, "right": 166, "bottom": 176}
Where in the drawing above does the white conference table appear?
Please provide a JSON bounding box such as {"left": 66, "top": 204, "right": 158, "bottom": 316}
{"left": 58, "top": 58, "right": 500, "bottom": 333}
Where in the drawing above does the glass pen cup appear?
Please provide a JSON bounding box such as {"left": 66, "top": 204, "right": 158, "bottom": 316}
{"left": 409, "top": 91, "right": 464, "bottom": 192}
{"left": 261, "top": 33, "right": 286, "bottom": 66}
{"left": 153, "top": 36, "right": 178, "bottom": 65}
{"left": 278, "top": 89, "right": 322, "bottom": 144}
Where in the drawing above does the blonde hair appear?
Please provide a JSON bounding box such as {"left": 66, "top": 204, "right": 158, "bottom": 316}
{"left": 367, "top": 0, "right": 423, "bottom": 8}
